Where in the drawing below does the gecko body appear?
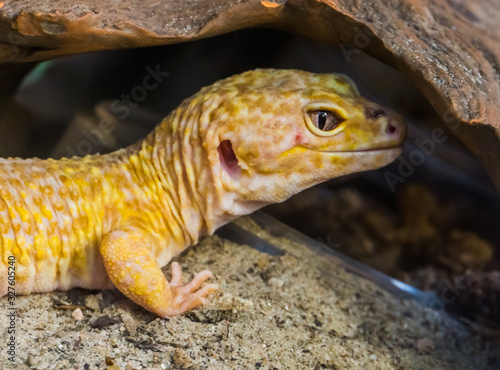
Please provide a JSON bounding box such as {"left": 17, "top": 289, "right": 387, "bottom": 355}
{"left": 0, "top": 69, "right": 405, "bottom": 316}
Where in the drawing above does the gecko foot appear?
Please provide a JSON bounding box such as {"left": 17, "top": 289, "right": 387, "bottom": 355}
{"left": 163, "top": 262, "right": 219, "bottom": 316}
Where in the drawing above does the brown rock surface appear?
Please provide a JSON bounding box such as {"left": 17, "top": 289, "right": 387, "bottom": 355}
{"left": 0, "top": 0, "right": 499, "bottom": 187}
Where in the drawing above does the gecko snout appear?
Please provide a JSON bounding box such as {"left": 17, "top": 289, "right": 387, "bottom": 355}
{"left": 364, "top": 105, "right": 406, "bottom": 139}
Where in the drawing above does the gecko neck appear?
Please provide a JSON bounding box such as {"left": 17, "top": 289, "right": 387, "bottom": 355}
{"left": 120, "top": 108, "right": 223, "bottom": 250}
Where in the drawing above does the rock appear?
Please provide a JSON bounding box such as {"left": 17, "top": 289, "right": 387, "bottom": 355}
{"left": 89, "top": 315, "right": 120, "bottom": 329}
{"left": 72, "top": 308, "right": 84, "bottom": 321}
{"left": 84, "top": 294, "right": 100, "bottom": 312}
{"left": 120, "top": 312, "right": 138, "bottom": 337}
{"left": 416, "top": 338, "right": 435, "bottom": 354}
{"left": 172, "top": 348, "right": 193, "bottom": 369}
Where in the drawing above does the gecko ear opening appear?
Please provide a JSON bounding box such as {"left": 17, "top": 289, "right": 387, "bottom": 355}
{"left": 217, "top": 140, "right": 241, "bottom": 178}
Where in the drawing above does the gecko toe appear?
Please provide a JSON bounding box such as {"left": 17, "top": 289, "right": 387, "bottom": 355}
{"left": 169, "top": 262, "right": 183, "bottom": 287}
{"left": 184, "top": 270, "right": 214, "bottom": 293}
{"left": 163, "top": 272, "right": 218, "bottom": 316}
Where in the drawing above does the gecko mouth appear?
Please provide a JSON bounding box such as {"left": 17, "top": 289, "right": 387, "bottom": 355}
{"left": 337, "top": 145, "right": 403, "bottom": 153}
{"left": 309, "top": 145, "right": 403, "bottom": 154}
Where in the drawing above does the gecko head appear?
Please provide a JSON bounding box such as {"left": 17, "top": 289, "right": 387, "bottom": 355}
{"left": 204, "top": 69, "right": 406, "bottom": 216}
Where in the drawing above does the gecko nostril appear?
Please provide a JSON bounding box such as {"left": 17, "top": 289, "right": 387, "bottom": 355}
{"left": 386, "top": 122, "right": 397, "bottom": 134}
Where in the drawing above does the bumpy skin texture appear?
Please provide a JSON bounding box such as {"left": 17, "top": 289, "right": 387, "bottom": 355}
{"left": 0, "top": 69, "right": 406, "bottom": 317}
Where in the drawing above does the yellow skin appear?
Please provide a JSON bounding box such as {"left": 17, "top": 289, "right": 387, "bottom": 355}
{"left": 0, "top": 69, "right": 406, "bottom": 317}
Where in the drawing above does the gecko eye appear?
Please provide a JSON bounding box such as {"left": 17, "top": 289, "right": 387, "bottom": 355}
{"left": 304, "top": 104, "right": 347, "bottom": 137}
{"left": 306, "top": 109, "right": 346, "bottom": 137}
{"left": 308, "top": 110, "right": 344, "bottom": 131}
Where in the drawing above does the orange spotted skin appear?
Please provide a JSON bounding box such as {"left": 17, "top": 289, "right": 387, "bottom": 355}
{"left": 0, "top": 69, "right": 406, "bottom": 317}
{"left": 0, "top": 152, "right": 182, "bottom": 294}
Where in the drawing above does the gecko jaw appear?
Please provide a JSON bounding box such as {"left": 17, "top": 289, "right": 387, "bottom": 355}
{"left": 306, "top": 145, "right": 404, "bottom": 154}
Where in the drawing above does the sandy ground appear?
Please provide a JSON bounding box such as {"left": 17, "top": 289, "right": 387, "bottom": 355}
{"left": 1, "top": 216, "right": 499, "bottom": 369}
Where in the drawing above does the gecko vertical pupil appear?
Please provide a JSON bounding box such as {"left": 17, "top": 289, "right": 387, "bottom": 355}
{"left": 318, "top": 112, "right": 327, "bottom": 130}
{"left": 308, "top": 110, "right": 344, "bottom": 131}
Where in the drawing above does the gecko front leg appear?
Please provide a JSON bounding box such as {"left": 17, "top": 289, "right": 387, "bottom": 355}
{"left": 100, "top": 225, "right": 218, "bottom": 317}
